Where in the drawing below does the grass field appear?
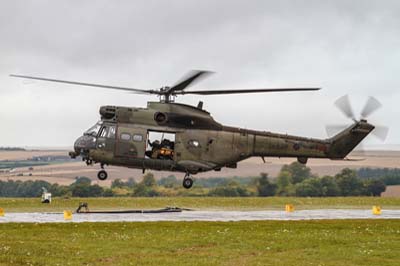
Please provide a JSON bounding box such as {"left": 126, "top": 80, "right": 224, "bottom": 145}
{"left": 1, "top": 197, "right": 400, "bottom": 212}
{"left": 0, "top": 220, "right": 399, "bottom": 266}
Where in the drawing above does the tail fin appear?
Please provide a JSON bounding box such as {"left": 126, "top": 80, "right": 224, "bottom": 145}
{"left": 328, "top": 120, "right": 374, "bottom": 159}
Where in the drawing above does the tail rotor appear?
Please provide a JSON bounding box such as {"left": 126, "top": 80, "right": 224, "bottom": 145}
{"left": 326, "top": 95, "right": 388, "bottom": 153}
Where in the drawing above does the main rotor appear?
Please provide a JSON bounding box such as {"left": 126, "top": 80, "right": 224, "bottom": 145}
{"left": 11, "top": 70, "right": 320, "bottom": 103}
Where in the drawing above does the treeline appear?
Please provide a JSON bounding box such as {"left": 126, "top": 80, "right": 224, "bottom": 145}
{"left": 358, "top": 168, "right": 400, "bottom": 185}
{"left": 0, "top": 162, "right": 391, "bottom": 197}
{"left": 0, "top": 177, "right": 111, "bottom": 198}
{"left": 257, "top": 163, "right": 386, "bottom": 197}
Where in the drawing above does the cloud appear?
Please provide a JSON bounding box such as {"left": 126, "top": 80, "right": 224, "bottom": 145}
{"left": 0, "top": 0, "right": 399, "bottom": 147}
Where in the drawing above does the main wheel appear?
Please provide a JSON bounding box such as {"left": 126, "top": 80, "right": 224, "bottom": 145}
{"left": 182, "top": 177, "right": 193, "bottom": 189}
{"left": 97, "top": 170, "right": 108, "bottom": 181}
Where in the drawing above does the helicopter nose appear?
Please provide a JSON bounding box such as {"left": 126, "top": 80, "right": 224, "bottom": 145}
{"left": 71, "top": 135, "right": 96, "bottom": 158}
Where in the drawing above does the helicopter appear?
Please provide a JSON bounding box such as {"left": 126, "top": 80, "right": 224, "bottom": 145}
{"left": 11, "top": 71, "right": 388, "bottom": 189}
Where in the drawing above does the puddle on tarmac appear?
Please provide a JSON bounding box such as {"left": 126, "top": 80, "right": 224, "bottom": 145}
{"left": 0, "top": 209, "right": 399, "bottom": 223}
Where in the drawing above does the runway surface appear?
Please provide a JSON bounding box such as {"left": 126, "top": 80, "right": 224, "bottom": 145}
{"left": 1, "top": 209, "right": 400, "bottom": 223}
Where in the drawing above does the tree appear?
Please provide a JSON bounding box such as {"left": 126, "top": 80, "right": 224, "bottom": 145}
{"left": 364, "top": 180, "right": 386, "bottom": 196}
{"left": 276, "top": 170, "right": 294, "bottom": 196}
{"left": 49, "top": 183, "right": 70, "bottom": 197}
{"left": 281, "top": 162, "right": 312, "bottom": 184}
{"left": 72, "top": 183, "right": 103, "bottom": 197}
{"left": 208, "top": 186, "right": 249, "bottom": 197}
{"left": 208, "top": 181, "right": 250, "bottom": 197}
{"left": 257, "top": 173, "right": 277, "bottom": 197}
{"left": 132, "top": 183, "right": 159, "bottom": 197}
{"left": 103, "top": 188, "right": 115, "bottom": 197}
{"left": 74, "top": 176, "right": 92, "bottom": 185}
{"left": 295, "top": 178, "right": 323, "bottom": 197}
{"left": 111, "top": 179, "right": 125, "bottom": 189}
{"left": 126, "top": 177, "right": 136, "bottom": 188}
{"left": 320, "top": 176, "right": 340, "bottom": 196}
{"left": 142, "top": 173, "right": 156, "bottom": 187}
{"left": 335, "top": 168, "right": 363, "bottom": 196}
{"left": 158, "top": 175, "right": 179, "bottom": 188}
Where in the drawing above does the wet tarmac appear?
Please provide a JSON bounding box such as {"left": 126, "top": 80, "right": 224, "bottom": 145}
{"left": 1, "top": 209, "right": 400, "bottom": 223}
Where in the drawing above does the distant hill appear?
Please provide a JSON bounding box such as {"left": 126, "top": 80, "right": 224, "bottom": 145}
{"left": 0, "top": 147, "right": 26, "bottom": 151}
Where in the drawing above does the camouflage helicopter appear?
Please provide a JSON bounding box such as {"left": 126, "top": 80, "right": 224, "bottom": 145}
{"left": 11, "top": 71, "right": 388, "bottom": 189}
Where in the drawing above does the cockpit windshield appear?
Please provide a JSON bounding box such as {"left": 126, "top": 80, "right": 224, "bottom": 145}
{"left": 84, "top": 121, "right": 102, "bottom": 137}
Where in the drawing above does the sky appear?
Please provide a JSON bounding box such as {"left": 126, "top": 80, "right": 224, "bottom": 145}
{"left": 0, "top": 0, "right": 399, "bottom": 148}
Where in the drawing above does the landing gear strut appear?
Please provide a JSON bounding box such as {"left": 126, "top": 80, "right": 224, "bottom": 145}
{"left": 182, "top": 173, "right": 193, "bottom": 189}
{"left": 97, "top": 164, "right": 108, "bottom": 181}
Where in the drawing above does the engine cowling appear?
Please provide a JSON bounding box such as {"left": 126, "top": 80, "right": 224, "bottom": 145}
{"left": 100, "top": 106, "right": 116, "bottom": 120}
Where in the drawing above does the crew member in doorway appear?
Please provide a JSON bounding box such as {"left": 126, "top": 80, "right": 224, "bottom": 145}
{"left": 146, "top": 139, "right": 161, "bottom": 159}
{"left": 146, "top": 139, "right": 174, "bottom": 160}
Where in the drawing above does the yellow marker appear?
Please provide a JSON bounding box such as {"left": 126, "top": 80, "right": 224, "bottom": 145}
{"left": 0, "top": 208, "right": 4, "bottom": 217}
{"left": 285, "top": 204, "right": 294, "bottom": 212}
{"left": 372, "top": 206, "right": 381, "bottom": 215}
{"left": 64, "top": 210, "right": 73, "bottom": 220}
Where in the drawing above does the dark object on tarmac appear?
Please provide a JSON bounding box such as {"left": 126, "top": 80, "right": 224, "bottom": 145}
{"left": 75, "top": 202, "right": 188, "bottom": 214}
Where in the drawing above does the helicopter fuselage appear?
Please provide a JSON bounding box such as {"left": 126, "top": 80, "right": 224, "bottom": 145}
{"left": 10, "top": 71, "right": 380, "bottom": 189}
{"left": 71, "top": 101, "right": 374, "bottom": 177}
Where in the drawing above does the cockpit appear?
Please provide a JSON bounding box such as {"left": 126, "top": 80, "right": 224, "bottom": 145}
{"left": 84, "top": 121, "right": 103, "bottom": 137}
{"left": 71, "top": 121, "right": 103, "bottom": 159}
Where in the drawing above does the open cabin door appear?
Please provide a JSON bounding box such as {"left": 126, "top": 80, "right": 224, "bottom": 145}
{"left": 115, "top": 125, "right": 147, "bottom": 158}
{"left": 145, "top": 131, "right": 176, "bottom": 160}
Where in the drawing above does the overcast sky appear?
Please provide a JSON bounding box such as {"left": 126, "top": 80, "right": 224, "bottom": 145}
{"left": 0, "top": 0, "right": 399, "bottom": 148}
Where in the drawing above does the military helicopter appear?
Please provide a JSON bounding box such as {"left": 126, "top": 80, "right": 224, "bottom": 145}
{"left": 11, "top": 71, "right": 388, "bottom": 189}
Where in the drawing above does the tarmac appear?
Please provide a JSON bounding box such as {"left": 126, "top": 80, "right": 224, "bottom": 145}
{"left": 1, "top": 209, "right": 400, "bottom": 223}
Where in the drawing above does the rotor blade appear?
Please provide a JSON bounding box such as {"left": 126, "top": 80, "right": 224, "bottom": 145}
{"left": 168, "top": 70, "right": 214, "bottom": 93}
{"left": 371, "top": 125, "right": 389, "bottom": 141}
{"left": 334, "top": 95, "right": 356, "bottom": 120}
{"left": 325, "top": 124, "right": 349, "bottom": 137}
{"left": 178, "top": 87, "right": 320, "bottom": 95}
{"left": 360, "top": 96, "right": 382, "bottom": 119}
{"left": 10, "top": 74, "right": 155, "bottom": 94}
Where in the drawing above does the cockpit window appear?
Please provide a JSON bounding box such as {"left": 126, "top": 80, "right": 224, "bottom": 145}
{"left": 107, "top": 126, "right": 116, "bottom": 139}
{"left": 84, "top": 122, "right": 102, "bottom": 137}
{"left": 99, "top": 127, "right": 108, "bottom": 138}
{"left": 98, "top": 125, "right": 116, "bottom": 139}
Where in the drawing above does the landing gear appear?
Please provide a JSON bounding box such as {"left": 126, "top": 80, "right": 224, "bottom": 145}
{"left": 97, "top": 169, "right": 108, "bottom": 181}
{"left": 182, "top": 174, "right": 194, "bottom": 189}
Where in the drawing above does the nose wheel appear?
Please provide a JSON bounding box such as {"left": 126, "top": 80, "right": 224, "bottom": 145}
{"left": 182, "top": 174, "right": 194, "bottom": 189}
{"left": 97, "top": 169, "right": 108, "bottom": 181}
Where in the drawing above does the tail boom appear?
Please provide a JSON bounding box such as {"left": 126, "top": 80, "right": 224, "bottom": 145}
{"left": 250, "top": 120, "right": 374, "bottom": 162}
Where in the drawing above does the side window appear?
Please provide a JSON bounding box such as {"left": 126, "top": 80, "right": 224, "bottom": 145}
{"left": 107, "top": 126, "right": 116, "bottom": 139}
{"left": 99, "top": 126, "right": 108, "bottom": 138}
{"left": 133, "top": 134, "right": 143, "bottom": 142}
{"left": 120, "top": 133, "right": 131, "bottom": 141}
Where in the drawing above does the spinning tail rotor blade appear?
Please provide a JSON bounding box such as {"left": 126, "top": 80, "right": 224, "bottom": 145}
{"left": 360, "top": 96, "right": 382, "bottom": 119}
{"left": 325, "top": 124, "right": 348, "bottom": 137}
{"left": 371, "top": 125, "right": 389, "bottom": 141}
{"left": 334, "top": 95, "right": 356, "bottom": 120}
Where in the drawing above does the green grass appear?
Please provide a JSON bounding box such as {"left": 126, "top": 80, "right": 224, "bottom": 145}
{"left": 0, "top": 220, "right": 399, "bottom": 266}
{"left": 1, "top": 197, "right": 400, "bottom": 213}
